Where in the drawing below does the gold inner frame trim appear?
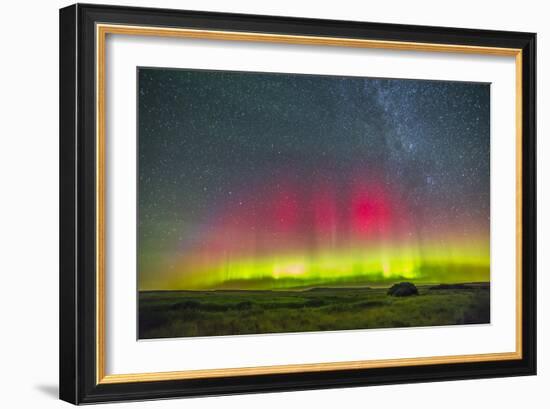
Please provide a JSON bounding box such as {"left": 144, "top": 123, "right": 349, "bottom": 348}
{"left": 95, "top": 23, "right": 523, "bottom": 385}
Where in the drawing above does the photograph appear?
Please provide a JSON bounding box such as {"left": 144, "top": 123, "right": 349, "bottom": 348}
{"left": 55, "top": 3, "right": 536, "bottom": 404}
{"left": 137, "top": 68, "right": 491, "bottom": 339}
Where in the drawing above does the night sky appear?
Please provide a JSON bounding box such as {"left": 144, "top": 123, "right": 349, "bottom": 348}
{"left": 138, "top": 68, "right": 490, "bottom": 291}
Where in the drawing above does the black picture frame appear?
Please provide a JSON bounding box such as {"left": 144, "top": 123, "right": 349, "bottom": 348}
{"left": 60, "top": 3, "right": 536, "bottom": 404}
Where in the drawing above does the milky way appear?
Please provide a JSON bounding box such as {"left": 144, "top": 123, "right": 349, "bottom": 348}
{"left": 138, "top": 68, "right": 490, "bottom": 290}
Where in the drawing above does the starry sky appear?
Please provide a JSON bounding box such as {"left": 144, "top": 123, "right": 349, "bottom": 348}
{"left": 138, "top": 68, "right": 490, "bottom": 291}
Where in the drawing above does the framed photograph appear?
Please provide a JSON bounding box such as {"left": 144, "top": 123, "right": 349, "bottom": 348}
{"left": 59, "top": 3, "right": 536, "bottom": 404}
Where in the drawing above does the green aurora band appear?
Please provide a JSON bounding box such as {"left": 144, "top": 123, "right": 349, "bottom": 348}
{"left": 137, "top": 69, "right": 490, "bottom": 291}
{"left": 140, "top": 238, "right": 489, "bottom": 290}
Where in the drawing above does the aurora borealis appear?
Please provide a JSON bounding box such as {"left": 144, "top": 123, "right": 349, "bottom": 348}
{"left": 138, "top": 68, "right": 490, "bottom": 291}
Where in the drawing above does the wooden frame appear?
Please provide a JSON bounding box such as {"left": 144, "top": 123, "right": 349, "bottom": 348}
{"left": 60, "top": 3, "right": 536, "bottom": 404}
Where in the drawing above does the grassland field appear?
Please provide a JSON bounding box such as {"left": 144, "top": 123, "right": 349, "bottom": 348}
{"left": 138, "top": 283, "right": 489, "bottom": 339}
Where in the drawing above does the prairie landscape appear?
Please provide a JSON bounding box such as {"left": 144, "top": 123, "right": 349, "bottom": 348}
{"left": 138, "top": 283, "right": 490, "bottom": 339}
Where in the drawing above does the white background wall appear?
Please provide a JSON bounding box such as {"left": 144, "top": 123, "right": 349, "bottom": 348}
{"left": 0, "top": 0, "right": 545, "bottom": 407}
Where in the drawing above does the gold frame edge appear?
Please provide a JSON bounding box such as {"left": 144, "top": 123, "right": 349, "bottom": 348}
{"left": 95, "top": 23, "right": 524, "bottom": 385}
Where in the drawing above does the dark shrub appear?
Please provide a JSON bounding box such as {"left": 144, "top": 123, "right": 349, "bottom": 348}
{"left": 304, "top": 299, "right": 326, "bottom": 308}
{"left": 201, "top": 303, "right": 230, "bottom": 312}
{"left": 387, "top": 282, "right": 418, "bottom": 297}
{"left": 263, "top": 302, "right": 306, "bottom": 309}
{"left": 234, "top": 301, "right": 253, "bottom": 310}
{"left": 171, "top": 300, "right": 201, "bottom": 310}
